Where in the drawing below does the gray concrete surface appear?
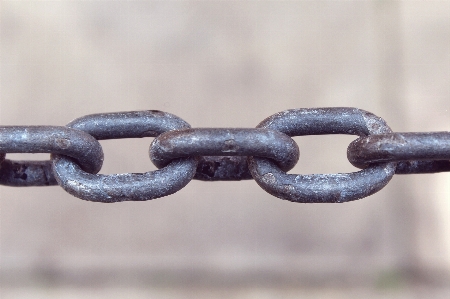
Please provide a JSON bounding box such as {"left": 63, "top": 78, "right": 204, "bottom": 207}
{"left": 1, "top": 1, "right": 449, "bottom": 297}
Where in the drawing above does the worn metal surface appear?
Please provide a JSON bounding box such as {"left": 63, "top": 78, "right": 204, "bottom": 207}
{"left": 52, "top": 111, "right": 197, "bottom": 202}
{"left": 194, "top": 156, "right": 253, "bottom": 181}
{"left": 347, "top": 132, "right": 450, "bottom": 174}
{"left": 52, "top": 156, "right": 197, "bottom": 203}
{"left": 67, "top": 110, "right": 191, "bottom": 140}
{"left": 150, "top": 128, "right": 299, "bottom": 181}
{"left": 248, "top": 108, "right": 397, "bottom": 203}
{"left": 0, "top": 160, "right": 58, "bottom": 187}
{"left": 0, "top": 108, "right": 448, "bottom": 202}
{"left": 0, "top": 126, "right": 103, "bottom": 186}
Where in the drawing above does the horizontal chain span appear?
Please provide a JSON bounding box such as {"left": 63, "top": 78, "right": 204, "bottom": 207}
{"left": 0, "top": 126, "right": 103, "bottom": 186}
{"left": 347, "top": 132, "right": 450, "bottom": 174}
{"left": 0, "top": 108, "right": 448, "bottom": 203}
{"left": 150, "top": 128, "right": 299, "bottom": 181}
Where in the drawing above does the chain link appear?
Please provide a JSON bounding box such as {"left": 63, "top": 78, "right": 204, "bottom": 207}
{"left": 150, "top": 128, "right": 299, "bottom": 181}
{"left": 53, "top": 110, "right": 197, "bottom": 203}
{"left": 248, "top": 108, "right": 396, "bottom": 203}
{"left": 0, "top": 126, "right": 103, "bottom": 186}
{"left": 347, "top": 132, "right": 450, "bottom": 174}
{"left": 0, "top": 108, "right": 448, "bottom": 203}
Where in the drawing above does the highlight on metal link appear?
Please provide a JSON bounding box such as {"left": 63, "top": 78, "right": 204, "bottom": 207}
{"left": 0, "top": 108, "right": 448, "bottom": 203}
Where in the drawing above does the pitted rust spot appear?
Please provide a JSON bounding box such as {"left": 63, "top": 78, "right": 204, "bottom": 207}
{"left": 55, "top": 138, "right": 71, "bottom": 149}
{"left": 262, "top": 172, "right": 276, "bottom": 184}
{"left": 198, "top": 160, "right": 220, "bottom": 178}
{"left": 362, "top": 112, "right": 392, "bottom": 135}
{"left": 222, "top": 139, "right": 239, "bottom": 153}
{"left": 283, "top": 184, "right": 294, "bottom": 193}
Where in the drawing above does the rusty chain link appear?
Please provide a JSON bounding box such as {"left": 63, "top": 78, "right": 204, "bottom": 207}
{"left": 0, "top": 108, "right": 448, "bottom": 203}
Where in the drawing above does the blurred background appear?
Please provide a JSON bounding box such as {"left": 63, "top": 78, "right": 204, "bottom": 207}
{"left": 1, "top": 1, "right": 449, "bottom": 298}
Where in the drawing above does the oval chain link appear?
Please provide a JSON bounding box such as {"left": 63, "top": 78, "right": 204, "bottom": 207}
{"left": 0, "top": 126, "right": 103, "bottom": 186}
{"left": 1, "top": 108, "right": 448, "bottom": 203}
{"left": 52, "top": 111, "right": 197, "bottom": 203}
{"left": 248, "top": 108, "right": 397, "bottom": 203}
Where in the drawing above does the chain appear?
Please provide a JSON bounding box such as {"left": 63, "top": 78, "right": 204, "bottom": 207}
{"left": 1, "top": 108, "right": 449, "bottom": 203}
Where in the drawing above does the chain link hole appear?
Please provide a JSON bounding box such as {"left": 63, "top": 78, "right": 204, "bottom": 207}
{"left": 98, "top": 138, "right": 157, "bottom": 174}
{"left": 4, "top": 153, "right": 51, "bottom": 161}
{"left": 288, "top": 135, "right": 359, "bottom": 175}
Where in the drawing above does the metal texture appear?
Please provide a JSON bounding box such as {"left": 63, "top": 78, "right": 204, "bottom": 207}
{"left": 0, "top": 160, "right": 58, "bottom": 187}
{"left": 52, "top": 111, "right": 197, "bottom": 203}
{"left": 150, "top": 128, "right": 299, "bottom": 181}
{"left": 67, "top": 110, "right": 191, "bottom": 140}
{"left": 347, "top": 132, "right": 450, "bottom": 174}
{"left": 0, "top": 126, "right": 103, "bottom": 186}
{"left": 248, "top": 108, "right": 397, "bottom": 203}
{"left": 194, "top": 156, "right": 253, "bottom": 181}
{"left": 0, "top": 107, "right": 448, "bottom": 203}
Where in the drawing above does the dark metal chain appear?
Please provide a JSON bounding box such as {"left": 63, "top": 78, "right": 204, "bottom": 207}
{"left": 1, "top": 108, "right": 449, "bottom": 203}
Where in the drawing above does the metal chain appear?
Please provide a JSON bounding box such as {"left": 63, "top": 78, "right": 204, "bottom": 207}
{"left": 0, "top": 108, "right": 448, "bottom": 203}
